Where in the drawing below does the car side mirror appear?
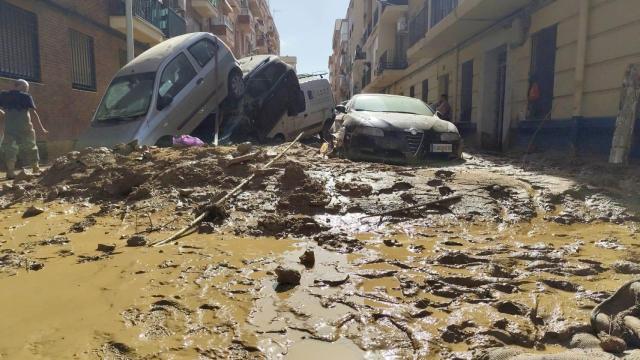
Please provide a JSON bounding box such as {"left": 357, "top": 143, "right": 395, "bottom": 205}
{"left": 157, "top": 95, "right": 173, "bottom": 111}
{"left": 335, "top": 105, "right": 347, "bottom": 114}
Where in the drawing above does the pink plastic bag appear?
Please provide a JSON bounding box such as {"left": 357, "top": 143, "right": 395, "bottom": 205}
{"left": 172, "top": 135, "right": 206, "bottom": 147}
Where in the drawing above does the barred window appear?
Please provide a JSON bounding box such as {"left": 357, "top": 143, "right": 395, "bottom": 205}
{"left": 0, "top": 1, "right": 40, "bottom": 81}
{"left": 70, "top": 29, "right": 96, "bottom": 91}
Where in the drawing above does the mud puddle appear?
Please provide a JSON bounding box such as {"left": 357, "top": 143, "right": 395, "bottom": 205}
{"left": 0, "top": 144, "right": 638, "bottom": 359}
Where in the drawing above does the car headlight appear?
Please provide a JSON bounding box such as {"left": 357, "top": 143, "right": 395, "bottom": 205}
{"left": 353, "top": 126, "right": 385, "bottom": 137}
{"left": 440, "top": 133, "right": 460, "bottom": 142}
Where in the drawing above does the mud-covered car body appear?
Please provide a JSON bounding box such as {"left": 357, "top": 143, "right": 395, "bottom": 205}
{"left": 231, "top": 55, "right": 306, "bottom": 142}
{"left": 77, "top": 32, "right": 243, "bottom": 148}
{"left": 337, "top": 94, "right": 462, "bottom": 163}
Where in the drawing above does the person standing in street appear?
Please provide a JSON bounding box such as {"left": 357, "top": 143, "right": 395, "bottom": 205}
{"left": 436, "top": 94, "right": 452, "bottom": 121}
{"left": 0, "top": 79, "right": 48, "bottom": 179}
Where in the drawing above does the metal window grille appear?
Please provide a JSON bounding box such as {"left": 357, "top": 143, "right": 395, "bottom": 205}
{"left": 431, "top": 0, "right": 458, "bottom": 27}
{"left": 70, "top": 29, "right": 96, "bottom": 91}
{"left": 0, "top": 1, "right": 40, "bottom": 81}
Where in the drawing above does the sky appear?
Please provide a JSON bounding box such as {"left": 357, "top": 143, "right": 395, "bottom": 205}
{"left": 269, "top": 0, "right": 350, "bottom": 75}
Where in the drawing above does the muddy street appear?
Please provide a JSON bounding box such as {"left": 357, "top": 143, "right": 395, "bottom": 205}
{"left": 0, "top": 144, "right": 638, "bottom": 359}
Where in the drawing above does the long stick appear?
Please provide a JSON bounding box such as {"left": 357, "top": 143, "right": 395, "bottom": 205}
{"left": 150, "top": 133, "right": 304, "bottom": 247}
{"left": 360, "top": 195, "right": 462, "bottom": 219}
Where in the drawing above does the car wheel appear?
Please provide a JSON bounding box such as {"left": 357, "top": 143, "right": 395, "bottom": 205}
{"left": 272, "top": 134, "right": 286, "bottom": 145}
{"left": 228, "top": 69, "right": 245, "bottom": 101}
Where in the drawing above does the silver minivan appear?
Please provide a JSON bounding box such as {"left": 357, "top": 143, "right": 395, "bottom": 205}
{"left": 77, "top": 32, "right": 244, "bottom": 148}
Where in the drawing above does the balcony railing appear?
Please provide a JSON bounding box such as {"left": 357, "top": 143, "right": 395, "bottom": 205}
{"left": 354, "top": 46, "right": 366, "bottom": 61}
{"left": 381, "top": 0, "right": 409, "bottom": 14}
{"left": 109, "top": 0, "right": 185, "bottom": 38}
{"left": 431, "top": 0, "right": 458, "bottom": 27}
{"left": 409, "top": 5, "right": 428, "bottom": 47}
{"left": 213, "top": 15, "right": 234, "bottom": 30}
{"left": 376, "top": 50, "right": 408, "bottom": 75}
{"left": 361, "top": 23, "right": 372, "bottom": 46}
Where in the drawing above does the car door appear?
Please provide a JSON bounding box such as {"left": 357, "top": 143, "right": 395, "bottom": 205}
{"left": 186, "top": 38, "right": 224, "bottom": 121}
{"left": 155, "top": 52, "right": 203, "bottom": 134}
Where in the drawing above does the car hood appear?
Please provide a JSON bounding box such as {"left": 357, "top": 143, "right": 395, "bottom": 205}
{"left": 75, "top": 118, "right": 145, "bottom": 149}
{"left": 345, "top": 111, "right": 459, "bottom": 133}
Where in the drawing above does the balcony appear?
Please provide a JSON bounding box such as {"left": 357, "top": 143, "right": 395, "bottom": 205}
{"left": 237, "top": 6, "right": 253, "bottom": 31}
{"left": 364, "top": 50, "right": 408, "bottom": 92}
{"left": 192, "top": 0, "right": 219, "bottom": 18}
{"left": 249, "top": 0, "right": 261, "bottom": 14}
{"left": 212, "top": 15, "right": 234, "bottom": 39}
{"left": 408, "top": 0, "right": 533, "bottom": 62}
{"left": 380, "top": 0, "right": 408, "bottom": 24}
{"left": 109, "top": 0, "right": 185, "bottom": 44}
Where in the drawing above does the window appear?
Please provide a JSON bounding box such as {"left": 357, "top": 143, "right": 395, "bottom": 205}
{"left": 421, "top": 79, "right": 429, "bottom": 103}
{"left": 70, "top": 30, "right": 96, "bottom": 91}
{"left": 188, "top": 39, "right": 218, "bottom": 67}
{"left": 158, "top": 53, "right": 196, "bottom": 103}
{"left": 0, "top": 2, "right": 40, "bottom": 81}
{"left": 409, "top": 86, "right": 415, "bottom": 98}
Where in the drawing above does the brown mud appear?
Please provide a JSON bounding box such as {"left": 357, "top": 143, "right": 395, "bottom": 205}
{"left": 0, "top": 144, "right": 638, "bottom": 359}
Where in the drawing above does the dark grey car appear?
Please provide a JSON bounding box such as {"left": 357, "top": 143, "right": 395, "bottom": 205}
{"left": 336, "top": 94, "right": 462, "bottom": 163}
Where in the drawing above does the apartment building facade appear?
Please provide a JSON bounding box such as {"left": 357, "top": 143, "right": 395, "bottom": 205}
{"left": 0, "top": 0, "right": 279, "bottom": 159}
{"left": 330, "top": 0, "right": 640, "bottom": 156}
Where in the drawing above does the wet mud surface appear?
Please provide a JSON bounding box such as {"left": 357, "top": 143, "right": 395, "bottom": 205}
{"left": 0, "top": 144, "right": 639, "bottom": 359}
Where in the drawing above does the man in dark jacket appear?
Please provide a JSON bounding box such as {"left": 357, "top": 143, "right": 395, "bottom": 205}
{"left": 0, "top": 79, "right": 48, "bottom": 179}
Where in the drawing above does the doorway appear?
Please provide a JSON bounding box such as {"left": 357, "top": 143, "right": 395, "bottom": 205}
{"left": 460, "top": 60, "right": 473, "bottom": 122}
{"left": 480, "top": 44, "right": 508, "bottom": 150}
{"left": 530, "top": 25, "right": 557, "bottom": 119}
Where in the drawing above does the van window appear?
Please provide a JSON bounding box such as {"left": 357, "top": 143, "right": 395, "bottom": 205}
{"left": 188, "top": 39, "right": 218, "bottom": 67}
{"left": 158, "top": 53, "right": 197, "bottom": 103}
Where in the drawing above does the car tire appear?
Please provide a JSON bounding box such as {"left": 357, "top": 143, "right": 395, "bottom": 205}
{"left": 227, "top": 69, "right": 245, "bottom": 101}
{"left": 272, "top": 134, "right": 286, "bottom": 145}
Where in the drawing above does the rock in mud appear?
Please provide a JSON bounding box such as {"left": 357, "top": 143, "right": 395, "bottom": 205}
{"left": 599, "top": 333, "right": 626, "bottom": 353}
{"left": 236, "top": 142, "right": 253, "bottom": 156}
{"left": 126, "top": 235, "right": 147, "bottom": 247}
{"left": 22, "top": 205, "right": 44, "bottom": 218}
{"left": 299, "top": 249, "right": 315, "bottom": 268}
{"left": 70, "top": 216, "right": 97, "bottom": 233}
{"left": 383, "top": 239, "right": 403, "bottom": 247}
{"left": 314, "top": 273, "right": 349, "bottom": 287}
{"left": 612, "top": 260, "right": 640, "bottom": 274}
{"left": 494, "top": 301, "right": 530, "bottom": 316}
{"left": 275, "top": 266, "right": 301, "bottom": 286}
{"left": 97, "top": 244, "right": 116, "bottom": 253}
{"left": 570, "top": 333, "right": 601, "bottom": 349}
{"left": 542, "top": 279, "right": 582, "bottom": 292}
{"left": 335, "top": 181, "right": 373, "bottom": 197}
{"left": 435, "top": 251, "right": 488, "bottom": 266}
{"left": 281, "top": 161, "right": 307, "bottom": 190}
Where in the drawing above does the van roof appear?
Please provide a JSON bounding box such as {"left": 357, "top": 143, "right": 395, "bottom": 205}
{"left": 117, "top": 32, "right": 209, "bottom": 76}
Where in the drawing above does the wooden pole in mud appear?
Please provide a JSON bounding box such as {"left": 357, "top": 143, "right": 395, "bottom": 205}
{"left": 610, "top": 64, "right": 640, "bottom": 164}
{"left": 360, "top": 195, "right": 462, "bottom": 219}
{"left": 150, "top": 133, "right": 305, "bottom": 247}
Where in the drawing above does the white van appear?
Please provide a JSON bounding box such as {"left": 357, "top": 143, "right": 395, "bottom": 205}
{"left": 267, "top": 77, "right": 336, "bottom": 142}
{"left": 77, "top": 32, "right": 243, "bottom": 148}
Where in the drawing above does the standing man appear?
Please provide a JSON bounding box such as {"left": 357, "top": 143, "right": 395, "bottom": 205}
{"left": 436, "top": 94, "right": 452, "bottom": 121}
{"left": 0, "top": 79, "right": 48, "bottom": 179}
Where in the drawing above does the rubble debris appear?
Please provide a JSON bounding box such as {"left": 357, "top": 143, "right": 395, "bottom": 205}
{"left": 97, "top": 244, "right": 116, "bottom": 253}
{"left": 22, "top": 205, "right": 44, "bottom": 218}
{"left": 275, "top": 266, "right": 301, "bottom": 287}
{"left": 126, "top": 235, "right": 148, "bottom": 247}
{"left": 299, "top": 249, "right": 315, "bottom": 268}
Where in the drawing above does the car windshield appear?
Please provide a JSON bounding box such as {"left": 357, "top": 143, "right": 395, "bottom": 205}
{"left": 95, "top": 73, "right": 155, "bottom": 121}
{"left": 352, "top": 95, "right": 434, "bottom": 116}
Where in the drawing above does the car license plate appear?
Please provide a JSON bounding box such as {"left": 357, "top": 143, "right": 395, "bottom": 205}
{"left": 430, "top": 144, "right": 453, "bottom": 153}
